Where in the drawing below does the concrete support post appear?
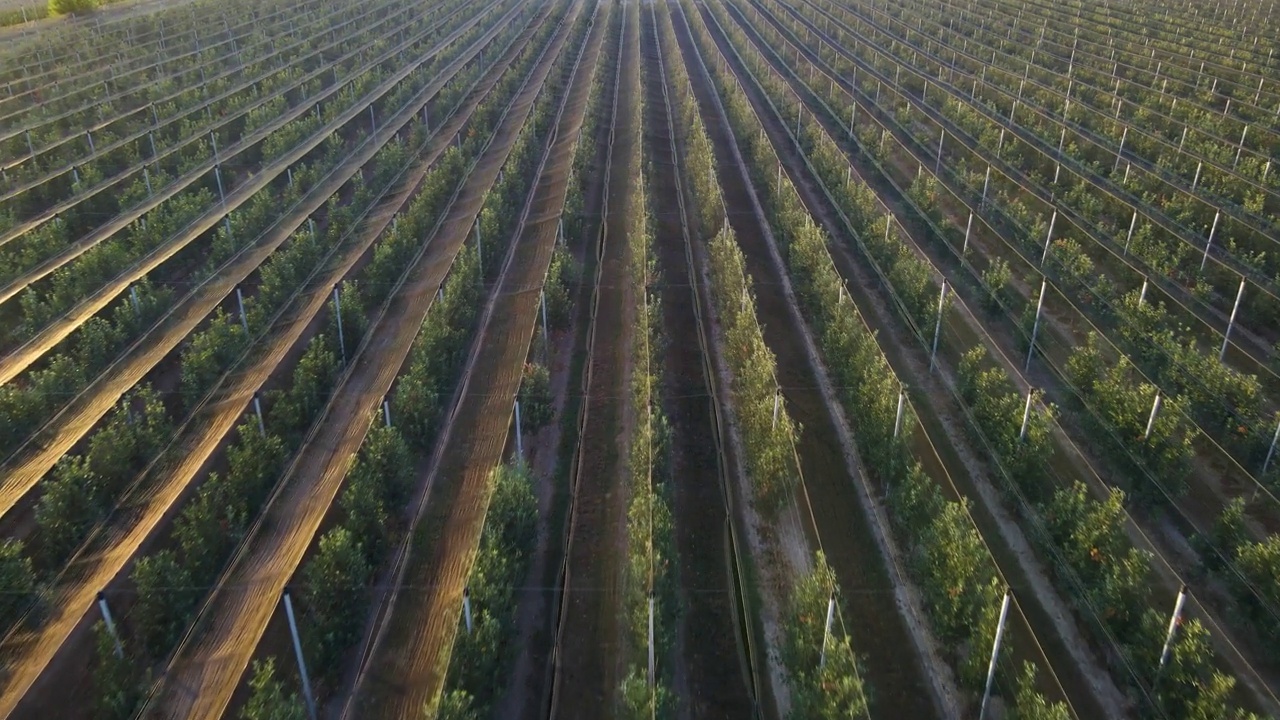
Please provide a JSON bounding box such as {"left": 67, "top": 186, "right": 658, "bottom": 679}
{"left": 977, "top": 590, "right": 1012, "bottom": 720}
{"left": 929, "top": 282, "right": 948, "bottom": 373}
{"left": 282, "top": 589, "right": 317, "bottom": 720}
{"left": 96, "top": 592, "right": 125, "bottom": 658}
{"left": 1158, "top": 587, "right": 1189, "bottom": 670}
{"left": 1026, "top": 279, "right": 1046, "bottom": 372}
{"left": 1220, "top": 278, "right": 1246, "bottom": 362}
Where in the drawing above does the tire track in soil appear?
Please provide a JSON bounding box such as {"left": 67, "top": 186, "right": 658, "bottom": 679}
{"left": 0, "top": 8, "right": 541, "bottom": 717}
{"left": 344, "top": 0, "right": 601, "bottom": 715}
{"left": 639, "top": 4, "right": 754, "bottom": 718}
{"left": 548, "top": 1, "right": 637, "bottom": 716}
{"left": 670, "top": 2, "right": 944, "bottom": 717}
{"left": 134, "top": 4, "right": 566, "bottom": 717}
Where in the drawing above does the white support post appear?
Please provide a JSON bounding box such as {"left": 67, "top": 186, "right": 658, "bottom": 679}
{"left": 929, "top": 282, "right": 948, "bottom": 373}
{"left": 96, "top": 592, "right": 124, "bottom": 659}
{"left": 383, "top": 399, "right": 392, "bottom": 428}
{"left": 143, "top": 166, "right": 153, "bottom": 196}
{"left": 282, "top": 589, "right": 318, "bottom": 720}
{"left": 214, "top": 165, "right": 226, "bottom": 205}
{"left": 772, "top": 389, "right": 781, "bottom": 431}
{"left": 1158, "top": 587, "right": 1189, "bottom": 670}
{"left": 1201, "top": 210, "right": 1221, "bottom": 271}
{"left": 1192, "top": 161, "right": 1203, "bottom": 190}
{"left": 1026, "top": 279, "right": 1046, "bottom": 372}
{"left": 235, "top": 288, "right": 249, "bottom": 333}
{"left": 1124, "top": 210, "right": 1138, "bottom": 254}
{"left": 540, "top": 289, "right": 550, "bottom": 348}
{"left": 1262, "top": 415, "right": 1280, "bottom": 475}
{"left": 1234, "top": 125, "right": 1249, "bottom": 168}
{"left": 819, "top": 595, "right": 836, "bottom": 669}
{"left": 1139, "top": 277, "right": 1149, "bottom": 306}
{"left": 894, "top": 389, "right": 906, "bottom": 438}
{"left": 1143, "top": 392, "right": 1163, "bottom": 440}
{"left": 981, "top": 164, "right": 991, "bottom": 207}
{"left": 85, "top": 130, "right": 95, "bottom": 153}
{"left": 1054, "top": 127, "right": 1066, "bottom": 184}
{"left": 1220, "top": 278, "right": 1245, "bottom": 362}
{"left": 514, "top": 400, "right": 523, "bottom": 459}
{"left": 333, "top": 285, "right": 346, "bottom": 367}
{"left": 977, "top": 590, "right": 1012, "bottom": 720}
{"left": 253, "top": 392, "right": 265, "bottom": 436}
{"left": 474, "top": 221, "right": 482, "bottom": 272}
{"left": 1114, "top": 126, "right": 1128, "bottom": 173}
{"left": 962, "top": 213, "right": 974, "bottom": 258}
{"left": 369, "top": 104, "right": 376, "bottom": 134}
{"left": 1020, "top": 390, "right": 1034, "bottom": 440}
{"left": 936, "top": 129, "right": 945, "bottom": 176}
{"left": 130, "top": 286, "right": 141, "bottom": 317}
{"left": 647, "top": 595, "right": 656, "bottom": 687}
{"left": 1041, "top": 210, "right": 1058, "bottom": 266}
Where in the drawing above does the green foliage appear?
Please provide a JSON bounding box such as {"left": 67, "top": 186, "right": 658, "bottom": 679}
{"left": 91, "top": 621, "right": 142, "bottom": 720}
{"left": 781, "top": 554, "right": 869, "bottom": 719}
{"left": 1008, "top": 663, "right": 1071, "bottom": 720}
{"left": 518, "top": 362, "right": 552, "bottom": 432}
{"left": 268, "top": 335, "right": 339, "bottom": 444}
{"left": 1066, "top": 333, "right": 1193, "bottom": 503}
{"left": 428, "top": 689, "right": 480, "bottom": 720}
{"left": 48, "top": 0, "right": 97, "bottom": 16}
{"left": 0, "top": 539, "right": 35, "bottom": 629}
{"left": 300, "top": 527, "right": 372, "bottom": 680}
{"left": 130, "top": 550, "right": 195, "bottom": 657}
{"left": 240, "top": 658, "right": 305, "bottom": 720}
{"left": 707, "top": 226, "right": 799, "bottom": 509}
{"left": 440, "top": 463, "right": 537, "bottom": 716}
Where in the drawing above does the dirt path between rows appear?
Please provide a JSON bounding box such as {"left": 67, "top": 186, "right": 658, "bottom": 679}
{"left": 640, "top": 3, "right": 755, "bottom": 717}
{"left": 131, "top": 6, "right": 561, "bottom": 719}
{"left": 673, "top": 2, "right": 956, "bottom": 716}
{"left": 347, "top": 1, "right": 604, "bottom": 716}
{"left": 0, "top": 6, "right": 530, "bottom": 715}
{"left": 549, "top": 2, "right": 638, "bottom": 716}
{"left": 0, "top": 1, "right": 506, "bottom": 528}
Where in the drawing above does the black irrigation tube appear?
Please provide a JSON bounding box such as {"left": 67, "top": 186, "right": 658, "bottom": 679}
{"left": 0, "top": 0, "right": 484, "bottom": 385}
{"left": 0, "top": 0, "right": 351, "bottom": 177}
{"left": 0, "top": 0, "right": 442, "bottom": 251}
